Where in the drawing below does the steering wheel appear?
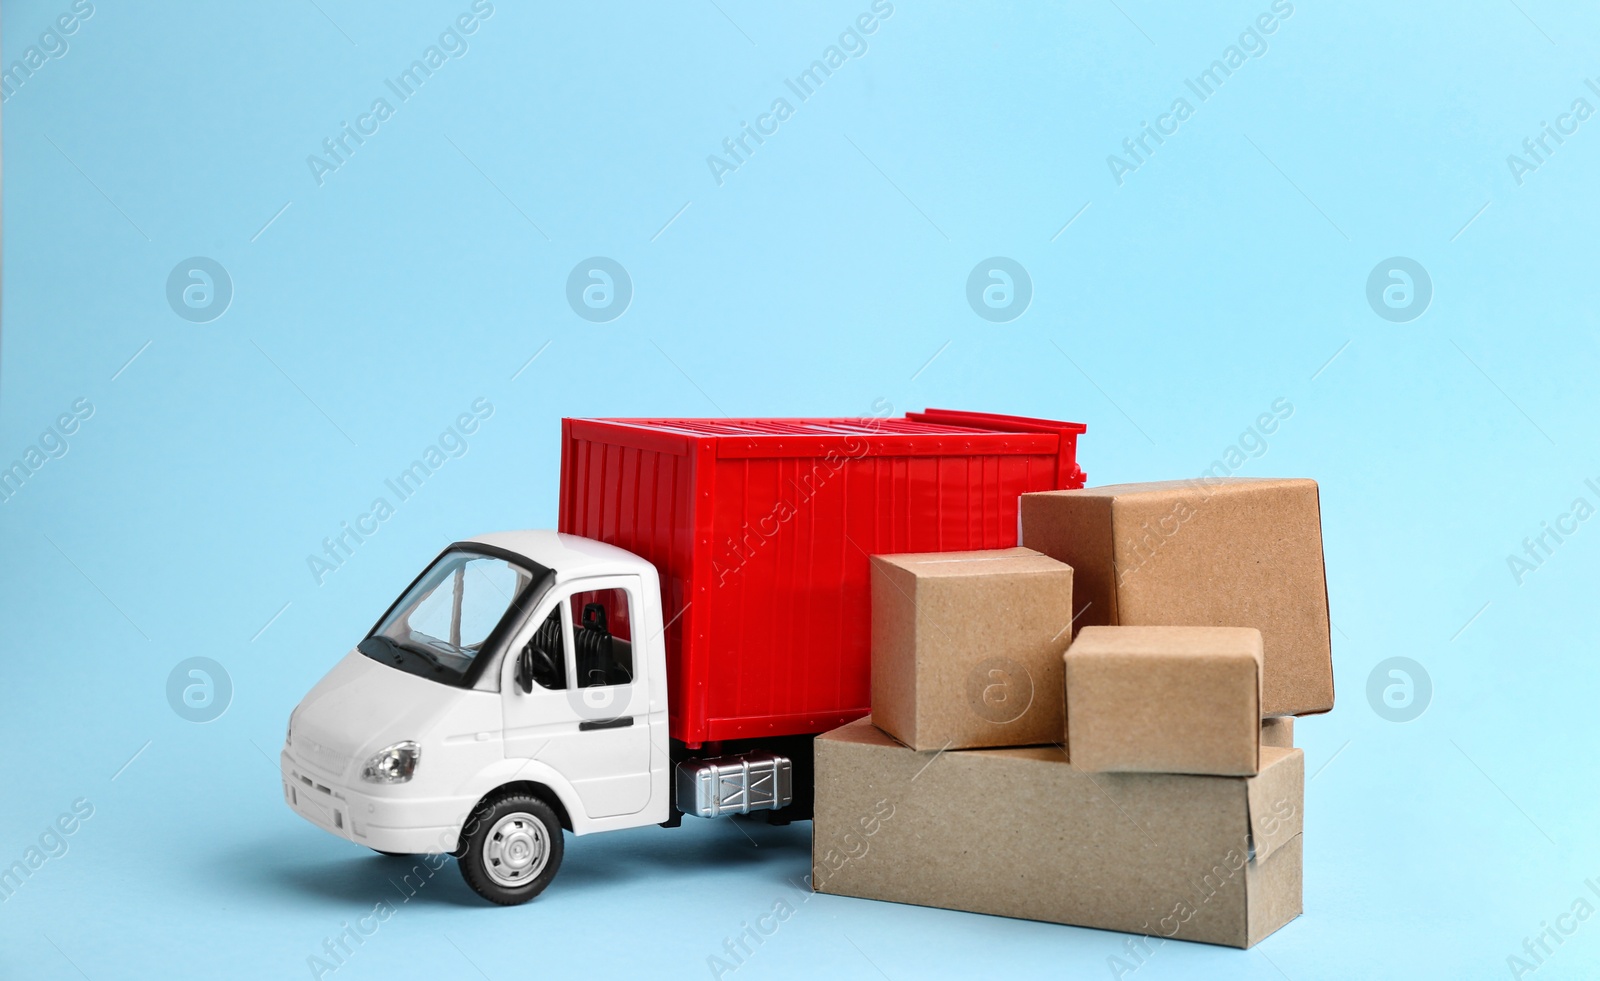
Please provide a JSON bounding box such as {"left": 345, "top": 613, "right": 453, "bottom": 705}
{"left": 521, "top": 642, "right": 558, "bottom": 690}
{"left": 528, "top": 643, "right": 560, "bottom": 681}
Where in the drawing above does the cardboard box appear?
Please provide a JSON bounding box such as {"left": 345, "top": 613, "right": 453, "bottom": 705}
{"left": 1019, "top": 478, "right": 1333, "bottom": 717}
{"left": 870, "top": 548, "right": 1074, "bottom": 751}
{"left": 1065, "top": 626, "right": 1263, "bottom": 776}
{"left": 1262, "top": 717, "right": 1294, "bottom": 749}
{"left": 813, "top": 718, "right": 1303, "bottom": 949}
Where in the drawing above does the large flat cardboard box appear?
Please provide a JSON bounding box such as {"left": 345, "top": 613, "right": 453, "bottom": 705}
{"left": 813, "top": 718, "right": 1303, "bottom": 948}
{"left": 1065, "top": 626, "right": 1263, "bottom": 775}
{"left": 870, "top": 548, "right": 1073, "bottom": 750}
{"left": 1020, "top": 478, "right": 1333, "bottom": 717}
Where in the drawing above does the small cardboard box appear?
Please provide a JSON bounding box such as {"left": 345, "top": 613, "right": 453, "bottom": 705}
{"left": 1065, "top": 626, "right": 1263, "bottom": 776}
{"left": 1262, "top": 717, "right": 1294, "bottom": 749}
{"left": 1020, "top": 478, "right": 1333, "bottom": 717}
{"left": 813, "top": 718, "right": 1303, "bottom": 949}
{"left": 870, "top": 548, "right": 1073, "bottom": 751}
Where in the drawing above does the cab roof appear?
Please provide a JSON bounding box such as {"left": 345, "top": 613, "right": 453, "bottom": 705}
{"left": 461, "top": 530, "right": 654, "bottom": 583}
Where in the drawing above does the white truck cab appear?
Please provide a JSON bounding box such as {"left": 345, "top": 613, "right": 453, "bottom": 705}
{"left": 280, "top": 531, "right": 672, "bottom": 904}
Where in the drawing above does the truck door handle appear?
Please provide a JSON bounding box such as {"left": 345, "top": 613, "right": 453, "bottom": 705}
{"left": 579, "top": 716, "right": 634, "bottom": 732}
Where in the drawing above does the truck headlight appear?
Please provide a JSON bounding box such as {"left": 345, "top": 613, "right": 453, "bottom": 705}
{"left": 361, "top": 741, "right": 421, "bottom": 784}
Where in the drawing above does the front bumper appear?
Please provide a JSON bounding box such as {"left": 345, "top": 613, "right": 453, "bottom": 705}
{"left": 280, "top": 749, "right": 470, "bottom": 855}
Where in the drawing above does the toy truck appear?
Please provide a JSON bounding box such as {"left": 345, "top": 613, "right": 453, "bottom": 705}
{"left": 280, "top": 408, "right": 1086, "bottom": 904}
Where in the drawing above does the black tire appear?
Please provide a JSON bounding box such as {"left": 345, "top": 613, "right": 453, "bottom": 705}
{"left": 457, "top": 793, "right": 564, "bottom": 905}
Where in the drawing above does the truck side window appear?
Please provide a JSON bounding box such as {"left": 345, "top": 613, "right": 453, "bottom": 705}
{"left": 570, "top": 588, "right": 633, "bottom": 688}
{"left": 526, "top": 608, "right": 567, "bottom": 691}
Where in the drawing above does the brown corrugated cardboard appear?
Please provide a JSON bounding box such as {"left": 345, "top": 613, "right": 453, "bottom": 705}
{"left": 1019, "top": 478, "right": 1333, "bottom": 717}
{"left": 1064, "top": 626, "right": 1263, "bottom": 775}
{"left": 870, "top": 548, "right": 1073, "bottom": 750}
{"left": 1262, "top": 717, "right": 1294, "bottom": 749}
{"left": 812, "top": 718, "right": 1303, "bottom": 948}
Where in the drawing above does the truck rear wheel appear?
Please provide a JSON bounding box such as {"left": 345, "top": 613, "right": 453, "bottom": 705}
{"left": 457, "top": 793, "right": 564, "bottom": 905}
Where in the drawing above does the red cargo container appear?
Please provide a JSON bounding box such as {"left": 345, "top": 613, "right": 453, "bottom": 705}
{"left": 558, "top": 409, "right": 1086, "bottom": 748}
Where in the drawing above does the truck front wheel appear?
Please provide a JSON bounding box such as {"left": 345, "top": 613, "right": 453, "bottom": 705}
{"left": 457, "top": 793, "right": 564, "bottom": 905}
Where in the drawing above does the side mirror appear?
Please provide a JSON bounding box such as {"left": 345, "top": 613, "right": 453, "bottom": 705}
{"left": 515, "top": 645, "right": 535, "bottom": 694}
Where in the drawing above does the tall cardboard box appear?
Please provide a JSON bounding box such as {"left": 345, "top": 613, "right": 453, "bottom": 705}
{"left": 870, "top": 548, "right": 1074, "bottom": 751}
{"left": 1064, "top": 626, "right": 1264, "bottom": 776}
{"left": 813, "top": 718, "right": 1303, "bottom": 948}
{"left": 1262, "top": 717, "right": 1294, "bottom": 749}
{"left": 1020, "top": 478, "right": 1333, "bottom": 717}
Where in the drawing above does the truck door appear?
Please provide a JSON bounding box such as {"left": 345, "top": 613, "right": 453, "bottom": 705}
{"left": 502, "top": 576, "right": 652, "bottom": 820}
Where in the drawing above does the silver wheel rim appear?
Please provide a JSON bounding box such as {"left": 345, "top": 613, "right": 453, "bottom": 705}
{"left": 481, "top": 811, "right": 549, "bottom": 888}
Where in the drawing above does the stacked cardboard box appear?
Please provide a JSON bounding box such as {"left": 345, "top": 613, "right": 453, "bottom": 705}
{"left": 1019, "top": 477, "right": 1334, "bottom": 717}
{"left": 869, "top": 547, "right": 1075, "bottom": 751}
{"left": 814, "top": 478, "right": 1330, "bottom": 949}
{"left": 1063, "top": 625, "right": 1266, "bottom": 776}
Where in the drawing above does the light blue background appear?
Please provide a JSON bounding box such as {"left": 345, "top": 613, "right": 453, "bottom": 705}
{"left": 3, "top": 1, "right": 1597, "bottom": 978}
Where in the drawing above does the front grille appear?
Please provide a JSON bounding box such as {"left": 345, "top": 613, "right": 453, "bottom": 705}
{"left": 289, "top": 767, "right": 338, "bottom": 798}
{"left": 297, "top": 773, "right": 333, "bottom": 795}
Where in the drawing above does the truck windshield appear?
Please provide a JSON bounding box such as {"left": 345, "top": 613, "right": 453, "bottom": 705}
{"left": 359, "top": 548, "right": 544, "bottom": 687}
